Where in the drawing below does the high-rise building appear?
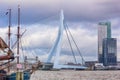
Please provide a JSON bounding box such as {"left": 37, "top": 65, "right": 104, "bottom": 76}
{"left": 98, "top": 22, "right": 111, "bottom": 63}
{"left": 103, "top": 38, "right": 117, "bottom": 66}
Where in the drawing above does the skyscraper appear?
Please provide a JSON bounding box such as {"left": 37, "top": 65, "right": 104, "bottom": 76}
{"left": 98, "top": 22, "right": 111, "bottom": 63}
{"left": 103, "top": 38, "right": 117, "bottom": 66}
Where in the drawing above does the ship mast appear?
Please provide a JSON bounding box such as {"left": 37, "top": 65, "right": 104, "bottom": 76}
{"left": 7, "top": 9, "right": 11, "bottom": 72}
{"left": 8, "top": 9, "right": 11, "bottom": 50}
{"left": 17, "top": 5, "right": 20, "bottom": 71}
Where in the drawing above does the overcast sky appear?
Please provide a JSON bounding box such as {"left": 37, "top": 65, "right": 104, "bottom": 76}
{"left": 0, "top": 0, "right": 120, "bottom": 64}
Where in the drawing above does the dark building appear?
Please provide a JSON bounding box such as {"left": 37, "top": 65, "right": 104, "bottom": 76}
{"left": 103, "top": 38, "right": 117, "bottom": 66}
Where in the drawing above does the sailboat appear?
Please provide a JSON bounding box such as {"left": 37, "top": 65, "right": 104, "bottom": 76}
{"left": 0, "top": 6, "right": 40, "bottom": 80}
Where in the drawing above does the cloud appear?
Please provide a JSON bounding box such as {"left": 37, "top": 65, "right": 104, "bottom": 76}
{"left": 0, "top": 0, "right": 120, "bottom": 25}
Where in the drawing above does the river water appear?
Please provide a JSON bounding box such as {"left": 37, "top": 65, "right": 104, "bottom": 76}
{"left": 30, "top": 70, "right": 120, "bottom": 80}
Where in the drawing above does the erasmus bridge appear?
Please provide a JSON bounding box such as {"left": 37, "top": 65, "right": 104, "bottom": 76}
{"left": 18, "top": 10, "right": 87, "bottom": 70}
{"left": 46, "top": 10, "right": 87, "bottom": 69}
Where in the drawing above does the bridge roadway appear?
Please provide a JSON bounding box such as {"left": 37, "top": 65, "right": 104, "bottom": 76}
{"left": 54, "top": 64, "right": 87, "bottom": 70}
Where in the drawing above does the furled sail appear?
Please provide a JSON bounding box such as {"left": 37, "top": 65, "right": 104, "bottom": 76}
{"left": 0, "top": 37, "right": 8, "bottom": 51}
{"left": 0, "top": 37, "right": 14, "bottom": 60}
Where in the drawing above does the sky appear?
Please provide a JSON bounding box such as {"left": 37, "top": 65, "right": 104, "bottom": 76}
{"left": 0, "top": 0, "right": 120, "bottom": 64}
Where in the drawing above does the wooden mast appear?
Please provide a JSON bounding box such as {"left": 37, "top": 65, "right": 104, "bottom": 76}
{"left": 8, "top": 9, "right": 11, "bottom": 72}
{"left": 17, "top": 5, "right": 20, "bottom": 71}
{"left": 16, "top": 5, "right": 24, "bottom": 80}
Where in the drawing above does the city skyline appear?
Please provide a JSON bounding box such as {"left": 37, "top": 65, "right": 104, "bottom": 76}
{"left": 0, "top": 0, "right": 120, "bottom": 62}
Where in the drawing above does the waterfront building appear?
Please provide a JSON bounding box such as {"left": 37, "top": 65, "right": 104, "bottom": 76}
{"left": 98, "top": 22, "right": 111, "bottom": 63}
{"left": 103, "top": 38, "right": 117, "bottom": 66}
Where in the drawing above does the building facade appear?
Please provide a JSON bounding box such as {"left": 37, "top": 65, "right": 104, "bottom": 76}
{"left": 98, "top": 22, "right": 111, "bottom": 63}
{"left": 103, "top": 38, "right": 117, "bottom": 66}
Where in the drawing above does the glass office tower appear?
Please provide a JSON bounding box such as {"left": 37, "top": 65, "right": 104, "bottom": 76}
{"left": 98, "top": 22, "right": 111, "bottom": 63}
{"left": 103, "top": 38, "right": 117, "bottom": 66}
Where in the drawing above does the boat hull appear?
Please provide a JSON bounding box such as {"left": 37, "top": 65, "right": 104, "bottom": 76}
{"left": 0, "top": 71, "right": 30, "bottom": 80}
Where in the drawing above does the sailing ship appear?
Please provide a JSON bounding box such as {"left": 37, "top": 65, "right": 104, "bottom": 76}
{"left": 0, "top": 6, "right": 40, "bottom": 80}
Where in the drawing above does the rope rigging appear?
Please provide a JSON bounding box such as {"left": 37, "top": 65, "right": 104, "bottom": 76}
{"left": 33, "top": 13, "right": 59, "bottom": 26}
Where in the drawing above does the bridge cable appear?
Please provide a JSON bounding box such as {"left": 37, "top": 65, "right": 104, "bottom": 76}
{"left": 64, "top": 21, "right": 77, "bottom": 64}
{"left": 64, "top": 22, "right": 85, "bottom": 65}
